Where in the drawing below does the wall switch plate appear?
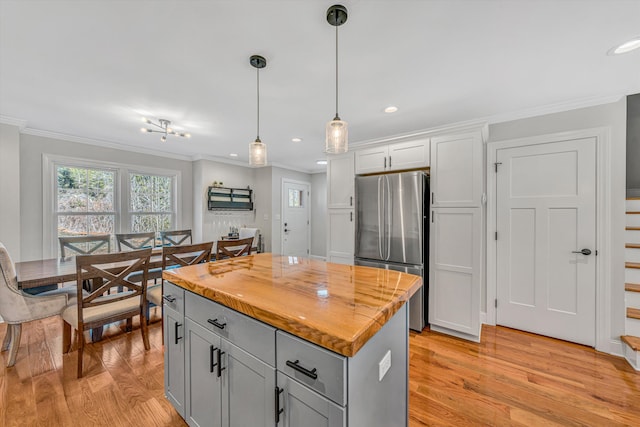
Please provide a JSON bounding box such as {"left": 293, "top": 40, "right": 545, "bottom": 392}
{"left": 378, "top": 350, "right": 391, "bottom": 382}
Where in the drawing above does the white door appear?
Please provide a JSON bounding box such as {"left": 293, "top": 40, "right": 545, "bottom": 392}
{"left": 282, "top": 180, "right": 310, "bottom": 257}
{"left": 496, "top": 137, "right": 596, "bottom": 346}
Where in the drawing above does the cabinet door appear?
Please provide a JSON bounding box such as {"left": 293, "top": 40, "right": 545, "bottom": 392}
{"left": 388, "top": 138, "right": 430, "bottom": 170}
{"left": 327, "top": 209, "right": 354, "bottom": 265}
{"left": 429, "top": 208, "right": 481, "bottom": 339}
{"left": 327, "top": 153, "right": 354, "bottom": 209}
{"left": 276, "top": 372, "right": 345, "bottom": 427}
{"left": 221, "top": 340, "right": 276, "bottom": 427}
{"left": 430, "top": 131, "right": 483, "bottom": 208}
{"left": 355, "top": 145, "right": 388, "bottom": 174}
{"left": 164, "top": 306, "right": 185, "bottom": 418}
{"left": 185, "top": 319, "right": 222, "bottom": 427}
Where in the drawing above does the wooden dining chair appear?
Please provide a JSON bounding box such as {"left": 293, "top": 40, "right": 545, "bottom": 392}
{"left": 116, "top": 232, "right": 162, "bottom": 283}
{"left": 215, "top": 237, "right": 253, "bottom": 260}
{"left": 61, "top": 248, "right": 152, "bottom": 378}
{"left": 146, "top": 241, "right": 213, "bottom": 337}
{"left": 59, "top": 234, "right": 111, "bottom": 258}
{"left": 115, "top": 232, "right": 156, "bottom": 252}
{"left": 159, "top": 229, "right": 192, "bottom": 247}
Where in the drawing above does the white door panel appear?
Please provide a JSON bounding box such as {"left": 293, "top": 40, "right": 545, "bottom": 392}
{"left": 282, "top": 181, "right": 310, "bottom": 257}
{"left": 496, "top": 137, "right": 596, "bottom": 346}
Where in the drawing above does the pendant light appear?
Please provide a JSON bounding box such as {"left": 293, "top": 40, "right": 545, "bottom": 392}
{"left": 325, "top": 4, "right": 348, "bottom": 154}
{"left": 249, "top": 55, "right": 267, "bottom": 167}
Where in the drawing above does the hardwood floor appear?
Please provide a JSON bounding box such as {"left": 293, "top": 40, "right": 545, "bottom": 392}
{"left": 1, "top": 316, "right": 639, "bottom": 426}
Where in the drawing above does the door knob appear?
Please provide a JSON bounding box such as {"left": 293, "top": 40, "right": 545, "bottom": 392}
{"left": 571, "top": 249, "right": 592, "bottom": 255}
{"left": 284, "top": 229, "right": 289, "bottom": 233}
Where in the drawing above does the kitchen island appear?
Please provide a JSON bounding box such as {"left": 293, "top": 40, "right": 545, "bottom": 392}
{"left": 162, "top": 253, "right": 422, "bottom": 427}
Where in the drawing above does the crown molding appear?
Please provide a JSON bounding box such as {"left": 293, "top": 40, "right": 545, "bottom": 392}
{"left": 0, "top": 115, "right": 28, "bottom": 129}
{"left": 483, "top": 93, "right": 625, "bottom": 125}
{"left": 191, "top": 153, "right": 253, "bottom": 168}
{"left": 20, "top": 128, "right": 193, "bottom": 161}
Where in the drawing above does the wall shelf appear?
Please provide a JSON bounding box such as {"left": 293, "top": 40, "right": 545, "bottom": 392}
{"left": 207, "top": 187, "right": 253, "bottom": 211}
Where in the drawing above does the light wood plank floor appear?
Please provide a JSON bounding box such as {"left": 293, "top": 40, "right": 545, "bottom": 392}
{"left": 1, "top": 314, "right": 639, "bottom": 426}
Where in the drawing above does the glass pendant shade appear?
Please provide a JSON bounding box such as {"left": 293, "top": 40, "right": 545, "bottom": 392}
{"left": 249, "top": 139, "right": 267, "bottom": 167}
{"left": 325, "top": 118, "right": 348, "bottom": 154}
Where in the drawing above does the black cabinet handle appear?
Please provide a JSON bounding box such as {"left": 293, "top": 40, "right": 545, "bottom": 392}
{"left": 210, "top": 345, "right": 218, "bottom": 373}
{"left": 286, "top": 359, "right": 318, "bottom": 380}
{"left": 275, "top": 387, "right": 284, "bottom": 423}
{"left": 384, "top": 157, "right": 387, "bottom": 169}
{"left": 389, "top": 156, "right": 392, "bottom": 168}
{"left": 349, "top": 196, "right": 353, "bottom": 206}
{"left": 174, "top": 322, "right": 182, "bottom": 345}
{"left": 207, "top": 318, "right": 227, "bottom": 330}
{"left": 217, "top": 348, "right": 226, "bottom": 378}
{"left": 162, "top": 294, "right": 176, "bottom": 303}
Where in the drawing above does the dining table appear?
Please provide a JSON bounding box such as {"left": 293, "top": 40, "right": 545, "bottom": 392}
{"left": 15, "top": 248, "right": 166, "bottom": 290}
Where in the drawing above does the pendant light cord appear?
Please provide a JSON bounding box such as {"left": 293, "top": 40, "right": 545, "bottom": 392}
{"left": 256, "top": 66, "right": 260, "bottom": 141}
{"left": 335, "top": 24, "right": 339, "bottom": 119}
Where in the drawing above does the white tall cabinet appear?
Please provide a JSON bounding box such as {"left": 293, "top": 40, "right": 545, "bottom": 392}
{"left": 326, "top": 153, "right": 355, "bottom": 265}
{"left": 429, "top": 128, "right": 486, "bottom": 341}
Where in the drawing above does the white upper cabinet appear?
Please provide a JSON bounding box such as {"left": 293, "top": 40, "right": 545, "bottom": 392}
{"left": 327, "top": 153, "right": 355, "bottom": 209}
{"left": 355, "top": 138, "right": 430, "bottom": 175}
{"left": 430, "top": 131, "right": 483, "bottom": 208}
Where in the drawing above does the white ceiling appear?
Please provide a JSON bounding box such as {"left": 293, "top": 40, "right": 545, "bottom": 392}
{"left": 1, "top": 0, "right": 639, "bottom": 173}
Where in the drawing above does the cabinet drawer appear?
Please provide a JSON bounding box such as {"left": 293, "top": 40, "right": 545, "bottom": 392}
{"left": 276, "top": 331, "right": 347, "bottom": 406}
{"left": 162, "top": 281, "right": 184, "bottom": 314}
{"left": 185, "top": 292, "right": 276, "bottom": 367}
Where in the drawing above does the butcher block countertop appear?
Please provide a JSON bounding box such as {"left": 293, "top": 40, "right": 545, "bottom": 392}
{"left": 162, "top": 253, "right": 422, "bottom": 357}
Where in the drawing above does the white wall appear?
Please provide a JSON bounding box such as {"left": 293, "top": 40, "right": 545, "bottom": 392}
{"left": 192, "top": 159, "right": 261, "bottom": 247}
{"left": 488, "top": 99, "right": 627, "bottom": 344}
{"left": 310, "top": 172, "right": 327, "bottom": 258}
{"left": 627, "top": 93, "right": 640, "bottom": 197}
{"left": 19, "top": 133, "right": 194, "bottom": 261}
{"left": 0, "top": 123, "right": 21, "bottom": 260}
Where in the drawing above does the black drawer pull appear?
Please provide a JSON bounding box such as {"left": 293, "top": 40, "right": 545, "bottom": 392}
{"left": 162, "top": 294, "right": 176, "bottom": 303}
{"left": 174, "top": 322, "right": 182, "bottom": 345}
{"left": 210, "top": 345, "right": 218, "bottom": 373}
{"left": 275, "top": 387, "right": 284, "bottom": 423}
{"left": 217, "top": 348, "right": 226, "bottom": 377}
{"left": 286, "top": 359, "right": 318, "bottom": 380}
{"left": 207, "top": 318, "right": 227, "bottom": 330}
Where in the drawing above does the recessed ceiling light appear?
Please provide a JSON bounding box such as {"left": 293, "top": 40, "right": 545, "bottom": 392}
{"left": 384, "top": 106, "right": 398, "bottom": 113}
{"left": 316, "top": 160, "right": 328, "bottom": 165}
{"left": 230, "top": 153, "right": 238, "bottom": 157}
{"left": 608, "top": 37, "right": 640, "bottom": 55}
{"left": 292, "top": 137, "right": 303, "bottom": 142}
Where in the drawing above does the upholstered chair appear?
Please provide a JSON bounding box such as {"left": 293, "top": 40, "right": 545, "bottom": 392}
{"left": 0, "top": 243, "right": 69, "bottom": 367}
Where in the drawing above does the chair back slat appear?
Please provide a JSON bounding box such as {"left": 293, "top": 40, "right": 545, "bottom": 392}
{"left": 160, "top": 229, "right": 192, "bottom": 247}
{"left": 215, "top": 238, "right": 253, "bottom": 260}
{"left": 115, "top": 232, "right": 156, "bottom": 252}
{"left": 162, "top": 241, "right": 213, "bottom": 270}
{"left": 59, "top": 235, "right": 111, "bottom": 258}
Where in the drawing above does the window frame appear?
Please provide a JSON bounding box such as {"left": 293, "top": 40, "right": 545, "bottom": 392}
{"left": 43, "top": 154, "right": 181, "bottom": 258}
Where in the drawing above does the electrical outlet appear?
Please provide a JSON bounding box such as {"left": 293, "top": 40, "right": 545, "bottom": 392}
{"left": 378, "top": 350, "right": 391, "bottom": 382}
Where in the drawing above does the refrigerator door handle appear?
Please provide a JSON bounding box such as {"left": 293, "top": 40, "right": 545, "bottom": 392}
{"left": 377, "top": 176, "right": 384, "bottom": 260}
{"left": 385, "top": 175, "right": 392, "bottom": 261}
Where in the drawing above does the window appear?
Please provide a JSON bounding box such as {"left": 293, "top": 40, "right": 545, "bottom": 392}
{"left": 46, "top": 155, "right": 180, "bottom": 257}
{"left": 288, "top": 188, "right": 303, "bottom": 208}
{"left": 129, "top": 173, "right": 174, "bottom": 233}
{"left": 56, "top": 165, "right": 116, "bottom": 244}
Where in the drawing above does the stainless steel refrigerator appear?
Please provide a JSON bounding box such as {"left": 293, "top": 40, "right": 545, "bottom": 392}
{"left": 354, "top": 171, "right": 428, "bottom": 331}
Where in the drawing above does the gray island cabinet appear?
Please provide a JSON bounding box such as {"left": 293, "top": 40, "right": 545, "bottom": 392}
{"left": 161, "top": 254, "right": 422, "bottom": 427}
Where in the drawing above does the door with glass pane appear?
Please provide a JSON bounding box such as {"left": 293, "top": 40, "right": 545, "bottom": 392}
{"left": 282, "top": 180, "right": 310, "bottom": 257}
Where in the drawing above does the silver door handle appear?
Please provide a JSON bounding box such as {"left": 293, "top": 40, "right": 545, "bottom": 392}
{"left": 572, "top": 249, "right": 592, "bottom": 255}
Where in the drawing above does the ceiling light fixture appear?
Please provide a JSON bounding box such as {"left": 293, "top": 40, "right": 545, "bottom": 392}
{"left": 384, "top": 106, "right": 398, "bottom": 113}
{"left": 608, "top": 37, "right": 640, "bottom": 55}
{"left": 229, "top": 153, "right": 238, "bottom": 157}
{"left": 316, "top": 160, "right": 328, "bottom": 165}
{"left": 292, "top": 137, "right": 303, "bottom": 143}
{"left": 140, "top": 117, "right": 190, "bottom": 142}
{"left": 249, "top": 55, "right": 267, "bottom": 167}
{"left": 325, "top": 4, "right": 349, "bottom": 154}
